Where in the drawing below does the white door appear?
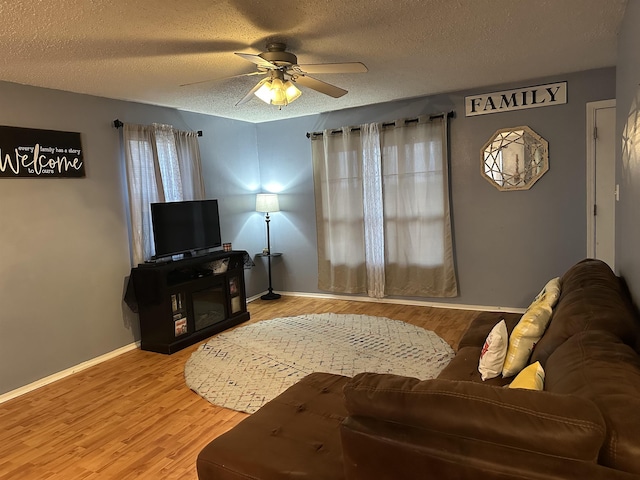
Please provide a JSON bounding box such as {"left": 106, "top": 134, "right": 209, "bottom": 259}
{"left": 586, "top": 100, "right": 616, "bottom": 270}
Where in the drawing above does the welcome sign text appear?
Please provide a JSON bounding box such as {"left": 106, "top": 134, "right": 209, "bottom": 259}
{"left": 0, "top": 126, "right": 85, "bottom": 178}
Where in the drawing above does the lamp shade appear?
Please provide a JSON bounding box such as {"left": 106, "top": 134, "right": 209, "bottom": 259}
{"left": 256, "top": 193, "right": 280, "bottom": 213}
{"left": 284, "top": 80, "right": 302, "bottom": 102}
{"left": 254, "top": 82, "right": 273, "bottom": 104}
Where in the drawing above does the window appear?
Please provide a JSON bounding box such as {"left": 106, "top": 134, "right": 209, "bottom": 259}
{"left": 311, "top": 116, "right": 457, "bottom": 298}
{"left": 123, "top": 123, "right": 204, "bottom": 265}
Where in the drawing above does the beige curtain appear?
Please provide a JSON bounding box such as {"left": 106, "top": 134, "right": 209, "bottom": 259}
{"left": 380, "top": 117, "right": 457, "bottom": 297}
{"left": 312, "top": 127, "right": 366, "bottom": 293}
{"left": 311, "top": 115, "right": 457, "bottom": 298}
{"left": 123, "top": 123, "right": 204, "bottom": 265}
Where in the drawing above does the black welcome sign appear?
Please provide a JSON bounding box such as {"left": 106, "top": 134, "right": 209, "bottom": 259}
{"left": 0, "top": 125, "right": 85, "bottom": 178}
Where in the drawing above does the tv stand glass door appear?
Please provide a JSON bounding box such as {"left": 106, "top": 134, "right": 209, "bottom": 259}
{"left": 192, "top": 283, "right": 227, "bottom": 331}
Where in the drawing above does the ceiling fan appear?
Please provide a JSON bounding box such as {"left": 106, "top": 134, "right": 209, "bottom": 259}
{"left": 184, "top": 42, "right": 368, "bottom": 107}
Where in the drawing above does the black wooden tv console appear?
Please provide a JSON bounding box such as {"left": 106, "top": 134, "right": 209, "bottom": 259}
{"left": 130, "top": 250, "right": 250, "bottom": 354}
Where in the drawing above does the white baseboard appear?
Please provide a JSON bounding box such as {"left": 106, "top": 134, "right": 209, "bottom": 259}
{"left": 249, "top": 290, "right": 526, "bottom": 314}
{"left": 246, "top": 292, "right": 265, "bottom": 303}
{"left": 0, "top": 342, "right": 139, "bottom": 405}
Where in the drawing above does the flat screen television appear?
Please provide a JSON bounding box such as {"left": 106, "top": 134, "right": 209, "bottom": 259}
{"left": 150, "top": 199, "right": 222, "bottom": 258}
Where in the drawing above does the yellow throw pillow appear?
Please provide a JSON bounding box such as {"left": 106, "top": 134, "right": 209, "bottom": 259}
{"left": 509, "top": 361, "right": 545, "bottom": 390}
{"left": 478, "top": 320, "right": 508, "bottom": 381}
{"left": 502, "top": 303, "right": 553, "bottom": 378}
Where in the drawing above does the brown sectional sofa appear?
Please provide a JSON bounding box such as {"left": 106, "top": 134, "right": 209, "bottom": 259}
{"left": 197, "top": 259, "right": 640, "bottom": 479}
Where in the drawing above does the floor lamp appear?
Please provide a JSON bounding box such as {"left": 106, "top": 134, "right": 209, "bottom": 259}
{"left": 256, "top": 193, "right": 281, "bottom": 300}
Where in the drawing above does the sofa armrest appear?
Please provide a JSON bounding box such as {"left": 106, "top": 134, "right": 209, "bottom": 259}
{"left": 341, "top": 373, "right": 618, "bottom": 479}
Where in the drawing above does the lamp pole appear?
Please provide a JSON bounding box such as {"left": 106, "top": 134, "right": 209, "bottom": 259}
{"left": 256, "top": 193, "right": 281, "bottom": 300}
{"left": 261, "top": 211, "right": 281, "bottom": 300}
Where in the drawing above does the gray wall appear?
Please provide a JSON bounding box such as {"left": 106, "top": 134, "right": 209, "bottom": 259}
{"left": 616, "top": 0, "right": 640, "bottom": 305}
{"left": 0, "top": 82, "right": 260, "bottom": 395}
{"left": 0, "top": 65, "right": 616, "bottom": 396}
{"left": 256, "top": 68, "right": 615, "bottom": 309}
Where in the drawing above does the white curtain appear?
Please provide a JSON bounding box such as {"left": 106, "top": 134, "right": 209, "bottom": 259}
{"left": 311, "top": 115, "right": 457, "bottom": 298}
{"left": 123, "top": 123, "right": 205, "bottom": 265}
{"left": 361, "top": 122, "right": 386, "bottom": 298}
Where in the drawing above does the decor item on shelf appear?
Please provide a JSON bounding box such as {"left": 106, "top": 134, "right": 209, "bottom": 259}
{"left": 211, "top": 258, "right": 229, "bottom": 274}
{"left": 185, "top": 313, "right": 454, "bottom": 413}
{"left": 481, "top": 125, "right": 548, "bottom": 191}
{"left": 256, "top": 193, "right": 281, "bottom": 300}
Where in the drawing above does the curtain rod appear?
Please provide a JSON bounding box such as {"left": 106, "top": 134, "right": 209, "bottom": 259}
{"left": 112, "top": 119, "right": 203, "bottom": 137}
{"left": 305, "top": 110, "right": 455, "bottom": 139}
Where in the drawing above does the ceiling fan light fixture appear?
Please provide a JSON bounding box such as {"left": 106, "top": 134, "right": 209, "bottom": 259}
{"left": 210, "top": 42, "right": 368, "bottom": 108}
{"left": 270, "top": 78, "right": 287, "bottom": 105}
{"left": 253, "top": 76, "right": 302, "bottom": 106}
{"left": 284, "top": 80, "right": 301, "bottom": 103}
{"left": 254, "top": 81, "right": 273, "bottom": 104}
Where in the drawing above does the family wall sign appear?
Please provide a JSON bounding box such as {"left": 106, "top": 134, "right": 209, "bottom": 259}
{"left": 0, "top": 125, "right": 85, "bottom": 178}
{"left": 465, "top": 81, "right": 568, "bottom": 117}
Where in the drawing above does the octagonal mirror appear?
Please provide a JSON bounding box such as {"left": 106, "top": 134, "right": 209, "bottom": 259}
{"left": 481, "top": 126, "right": 548, "bottom": 191}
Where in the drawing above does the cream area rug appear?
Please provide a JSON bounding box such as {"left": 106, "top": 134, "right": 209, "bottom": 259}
{"left": 184, "top": 313, "right": 454, "bottom": 413}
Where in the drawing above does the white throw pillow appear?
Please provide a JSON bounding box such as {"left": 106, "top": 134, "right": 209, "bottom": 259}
{"left": 478, "top": 319, "right": 508, "bottom": 381}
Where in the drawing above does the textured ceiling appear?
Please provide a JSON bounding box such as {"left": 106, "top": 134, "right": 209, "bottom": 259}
{"left": 0, "top": 0, "right": 627, "bottom": 123}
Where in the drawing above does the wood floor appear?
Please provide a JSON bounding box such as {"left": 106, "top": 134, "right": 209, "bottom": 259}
{"left": 0, "top": 296, "right": 482, "bottom": 480}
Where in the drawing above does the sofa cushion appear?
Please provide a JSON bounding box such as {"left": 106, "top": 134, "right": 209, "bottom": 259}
{"left": 344, "top": 373, "right": 607, "bottom": 462}
{"left": 545, "top": 330, "right": 640, "bottom": 474}
{"left": 531, "top": 259, "right": 640, "bottom": 366}
{"left": 342, "top": 417, "right": 638, "bottom": 480}
{"left": 197, "top": 372, "right": 349, "bottom": 480}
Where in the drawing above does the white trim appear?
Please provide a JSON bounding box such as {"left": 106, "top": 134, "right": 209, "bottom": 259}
{"left": 0, "top": 342, "right": 139, "bottom": 404}
{"left": 255, "top": 290, "right": 526, "bottom": 314}
{"left": 246, "top": 292, "right": 264, "bottom": 303}
{"left": 586, "top": 99, "right": 616, "bottom": 258}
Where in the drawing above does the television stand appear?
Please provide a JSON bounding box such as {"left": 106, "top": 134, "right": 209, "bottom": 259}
{"left": 130, "top": 250, "right": 250, "bottom": 354}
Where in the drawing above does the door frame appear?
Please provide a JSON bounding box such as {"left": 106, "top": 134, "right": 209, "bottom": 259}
{"left": 586, "top": 99, "right": 616, "bottom": 264}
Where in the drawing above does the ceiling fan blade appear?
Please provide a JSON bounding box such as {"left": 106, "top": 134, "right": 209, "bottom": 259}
{"left": 235, "top": 77, "right": 269, "bottom": 106}
{"left": 292, "top": 62, "right": 368, "bottom": 75}
{"left": 234, "top": 52, "right": 278, "bottom": 69}
{"left": 180, "top": 71, "right": 265, "bottom": 88}
{"left": 292, "top": 75, "right": 348, "bottom": 98}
